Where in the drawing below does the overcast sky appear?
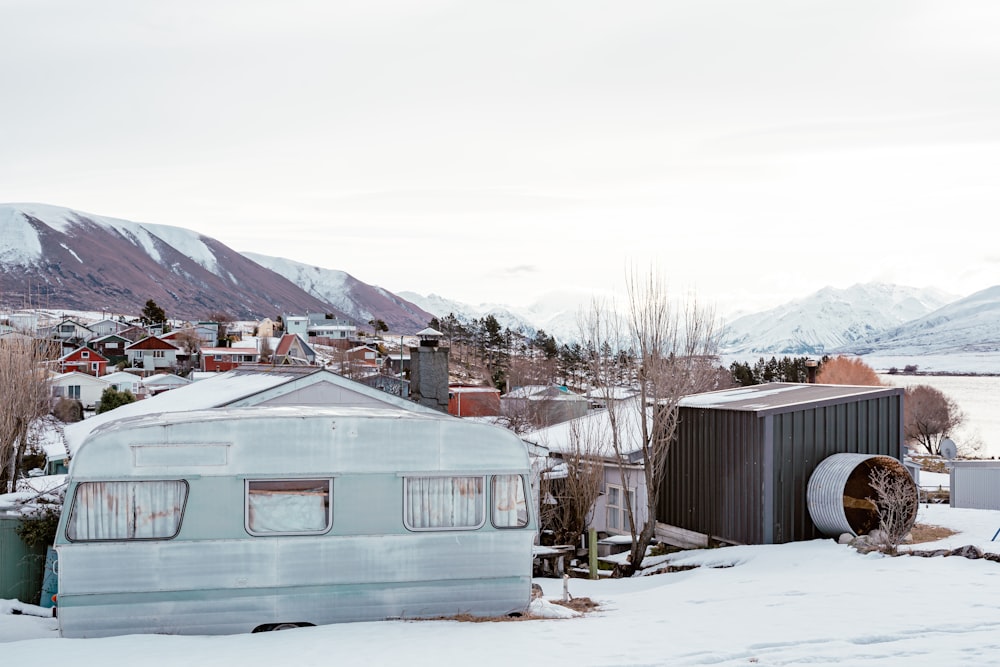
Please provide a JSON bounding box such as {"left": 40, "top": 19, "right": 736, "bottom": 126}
{"left": 2, "top": 1, "right": 999, "bottom": 316}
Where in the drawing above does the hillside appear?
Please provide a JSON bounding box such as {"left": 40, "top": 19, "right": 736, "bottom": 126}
{"left": 241, "top": 253, "right": 432, "bottom": 332}
{"left": 0, "top": 203, "right": 427, "bottom": 328}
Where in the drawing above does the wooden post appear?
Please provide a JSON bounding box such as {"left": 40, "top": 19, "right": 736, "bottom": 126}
{"left": 588, "top": 527, "right": 598, "bottom": 579}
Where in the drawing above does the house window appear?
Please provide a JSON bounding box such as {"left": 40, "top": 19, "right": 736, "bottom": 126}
{"left": 91, "top": 362, "right": 99, "bottom": 372}
{"left": 67, "top": 385, "right": 81, "bottom": 400}
{"left": 66, "top": 480, "right": 188, "bottom": 541}
{"left": 81, "top": 350, "right": 90, "bottom": 359}
{"left": 213, "top": 354, "right": 222, "bottom": 361}
{"left": 404, "top": 476, "right": 485, "bottom": 531}
{"left": 107, "top": 342, "right": 119, "bottom": 349}
{"left": 606, "top": 484, "right": 635, "bottom": 534}
{"left": 152, "top": 350, "right": 165, "bottom": 358}
{"left": 491, "top": 474, "right": 529, "bottom": 528}
{"left": 246, "top": 479, "right": 332, "bottom": 535}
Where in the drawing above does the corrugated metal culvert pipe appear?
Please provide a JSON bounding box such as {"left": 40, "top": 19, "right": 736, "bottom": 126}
{"left": 807, "top": 453, "right": 917, "bottom": 537}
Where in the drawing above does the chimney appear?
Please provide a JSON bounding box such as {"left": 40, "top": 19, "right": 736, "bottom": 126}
{"left": 408, "top": 328, "right": 450, "bottom": 412}
{"left": 805, "top": 358, "right": 818, "bottom": 384}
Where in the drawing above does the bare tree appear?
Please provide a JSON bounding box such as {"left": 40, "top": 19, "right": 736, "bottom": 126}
{"left": 0, "top": 336, "right": 55, "bottom": 492}
{"left": 867, "top": 462, "right": 918, "bottom": 555}
{"left": 904, "top": 384, "right": 965, "bottom": 456}
{"left": 259, "top": 336, "right": 274, "bottom": 364}
{"left": 581, "top": 269, "right": 723, "bottom": 575}
{"left": 536, "top": 420, "right": 607, "bottom": 547}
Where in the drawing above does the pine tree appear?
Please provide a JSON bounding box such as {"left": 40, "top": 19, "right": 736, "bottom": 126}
{"left": 140, "top": 299, "right": 167, "bottom": 326}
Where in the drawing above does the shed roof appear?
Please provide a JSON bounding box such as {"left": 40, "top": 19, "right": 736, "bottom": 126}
{"left": 678, "top": 382, "right": 902, "bottom": 414}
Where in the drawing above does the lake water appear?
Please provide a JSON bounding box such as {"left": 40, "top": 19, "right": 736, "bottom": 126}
{"left": 881, "top": 374, "right": 1000, "bottom": 459}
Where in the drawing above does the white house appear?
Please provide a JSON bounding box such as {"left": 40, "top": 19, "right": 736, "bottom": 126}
{"left": 50, "top": 371, "right": 111, "bottom": 410}
{"left": 525, "top": 397, "right": 651, "bottom": 538}
{"left": 88, "top": 318, "right": 129, "bottom": 337}
{"left": 101, "top": 371, "right": 146, "bottom": 398}
{"left": 124, "top": 336, "right": 181, "bottom": 372}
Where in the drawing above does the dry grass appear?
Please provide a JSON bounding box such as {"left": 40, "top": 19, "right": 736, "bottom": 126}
{"left": 910, "top": 455, "right": 949, "bottom": 474}
{"left": 438, "top": 613, "right": 540, "bottom": 623}
{"left": 422, "top": 596, "right": 600, "bottom": 623}
{"left": 551, "top": 596, "right": 599, "bottom": 613}
{"left": 909, "top": 522, "right": 958, "bottom": 544}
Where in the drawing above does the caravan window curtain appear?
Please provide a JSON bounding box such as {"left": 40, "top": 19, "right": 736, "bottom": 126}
{"left": 404, "top": 476, "right": 485, "bottom": 530}
{"left": 66, "top": 481, "right": 188, "bottom": 541}
{"left": 246, "top": 479, "right": 332, "bottom": 535}
{"left": 491, "top": 474, "right": 529, "bottom": 528}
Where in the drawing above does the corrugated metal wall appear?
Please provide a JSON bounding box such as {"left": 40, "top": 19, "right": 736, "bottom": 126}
{"left": 658, "top": 393, "right": 902, "bottom": 545}
{"left": 770, "top": 395, "right": 901, "bottom": 542}
{"left": 659, "top": 408, "right": 765, "bottom": 545}
{"left": 950, "top": 464, "right": 1000, "bottom": 510}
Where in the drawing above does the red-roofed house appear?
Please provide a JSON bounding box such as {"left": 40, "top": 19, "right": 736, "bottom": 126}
{"left": 273, "top": 333, "right": 317, "bottom": 365}
{"left": 58, "top": 346, "right": 110, "bottom": 376}
{"left": 125, "top": 336, "right": 181, "bottom": 372}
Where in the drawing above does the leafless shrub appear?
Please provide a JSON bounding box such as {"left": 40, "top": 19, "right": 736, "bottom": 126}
{"left": 867, "top": 464, "right": 918, "bottom": 555}
{"left": 537, "top": 419, "right": 606, "bottom": 547}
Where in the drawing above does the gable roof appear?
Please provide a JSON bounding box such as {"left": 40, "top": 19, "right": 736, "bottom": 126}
{"left": 274, "top": 332, "right": 315, "bottom": 358}
{"left": 125, "top": 335, "right": 180, "bottom": 351}
{"left": 89, "top": 333, "right": 130, "bottom": 344}
{"left": 50, "top": 371, "right": 112, "bottom": 387}
{"left": 58, "top": 346, "right": 110, "bottom": 362}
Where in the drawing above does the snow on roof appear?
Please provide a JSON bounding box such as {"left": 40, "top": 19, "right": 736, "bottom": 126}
{"left": 584, "top": 386, "right": 639, "bottom": 401}
{"left": 449, "top": 385, "right": 500, "bottom": 394}
{"left": 100, "top": 371, "right": 143, "bottom": 385}
{"left": 504, "top": 385, "right": 585, "bottom": 401}
{"left": 142, "top": 373, "right": 191, "bottom": 387}
{"left": 526, "top": 397, "right": 646, "bottom": 459}
{"left": 678, "top": 382, "right": 899, "bottom": 412}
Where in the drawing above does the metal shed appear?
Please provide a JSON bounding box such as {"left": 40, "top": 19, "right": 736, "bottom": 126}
{"left": 949, "top": 461, "right": 1000, "bottom": 510}
{"left": 657, "top": 382, "right": 904, "bottom": 545}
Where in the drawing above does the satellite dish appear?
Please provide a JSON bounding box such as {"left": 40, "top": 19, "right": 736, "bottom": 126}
{"left": 940, "top": 438, "right": 958, "bottom": 461}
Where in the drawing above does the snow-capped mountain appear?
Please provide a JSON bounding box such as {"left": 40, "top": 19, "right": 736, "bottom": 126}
{"left": 398, "top": 290, "right": 594, "bottom": 343}
{"left": 719, "top": 283, "right": 957, "bottom": 355}
{"left": 0, "top": 203, "right": 422, "bottom": 326}
{"left": 851, "top": 285, "right": 1000, "bottom": 355}
{"left": 241, "top": 253, "right": 432, "bottom": 332}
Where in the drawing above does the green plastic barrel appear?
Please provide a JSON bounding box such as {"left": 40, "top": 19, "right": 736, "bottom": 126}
{"left": 0, "top": 514, "right": 47, "bottom": 604}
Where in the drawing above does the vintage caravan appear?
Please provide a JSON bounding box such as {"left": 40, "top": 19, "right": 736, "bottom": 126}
{"left": 55, "top": 405, "right": 536, "bottom": 637}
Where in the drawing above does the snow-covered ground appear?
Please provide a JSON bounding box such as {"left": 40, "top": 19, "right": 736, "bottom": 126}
{"left": 5, "top": 503, "right": 1000, "bottom": 665}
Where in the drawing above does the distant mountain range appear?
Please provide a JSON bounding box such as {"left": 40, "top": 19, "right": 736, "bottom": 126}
{"left": 719, "top": 283, "right": 958, "bottom": 355}
{"left": 0, "top": 203, "right": 431, "bottom": 330}
{"left": 3, "top": 202, "right": 999, "bottom": 356}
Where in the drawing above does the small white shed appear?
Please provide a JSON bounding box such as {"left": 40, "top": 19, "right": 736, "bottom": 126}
{"left": 950, "top": 461, "right": 1000, "bottom": 510}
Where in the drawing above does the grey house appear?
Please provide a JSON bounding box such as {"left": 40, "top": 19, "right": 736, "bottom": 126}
{"left": 657, "top": 382, "right": 904, "bottom": 546}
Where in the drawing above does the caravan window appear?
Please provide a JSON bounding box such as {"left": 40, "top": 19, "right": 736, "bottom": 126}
{"left": 404, "top": 476, "right": 485, "bottom": 531}
{"left": 66, "top": 480, "right": 188, "bottom": 541}
{"left": 491, "top": 475, "right": 529, "bottom": 528}
{"left": 246, "top": 479, "right": 332, "bottom": 535}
